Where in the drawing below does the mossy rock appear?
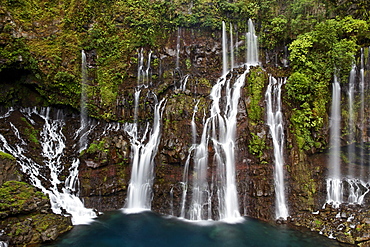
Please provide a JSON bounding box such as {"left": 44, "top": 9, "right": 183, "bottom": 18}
{"left": 0, "top": 151, "right": 15, "bottom": 161}
{"left": 0, "top": 180, "right": 48, "bottom": 218}
{"left": 0, "top": 181, "right": 73, "bottom": 246}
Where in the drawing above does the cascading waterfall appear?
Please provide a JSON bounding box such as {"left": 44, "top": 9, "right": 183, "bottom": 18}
{"left": 326, "top": 74, "right": 343, "bottom": 208}
{"left": 266, "top": 76, "right": 289, "bottom": 220}
{"left": 125, "top": 48, "right": 167, "bottom": 212}
{"left": 124, "top": 97, "right": 166, "bottom": 212}
{"left": 346, "top": 64, "right": 362, "bottom": 204}
{"left": 134, "top": 88, "right": 141, "bottom": 123}
{"left": 346, "top": 48, "right": 370, "bottom": 203}
{"left": 0, "top": 107, "right": 96, "bottom": 225}
{"left": 185, "top": 20, "right": 259, "bottom": 221}
{"left": 327, "top": 56, "right": 370, "bottom": 206}
{"left": 246, "top": 19, "right": 258, "bottom": 65}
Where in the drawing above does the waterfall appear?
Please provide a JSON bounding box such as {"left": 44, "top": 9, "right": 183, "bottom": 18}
{"left": 222, "top": 21, "right": 228, "bottom": 75}
{"left": 124, "top": 97, "right": 166, "bottom": 212}
{"left": 180, "top": 100, "right": 199, "bottom": 218}
{"left": 0, "top": 107, "right": 96, "bottom": 225}
{"left": 215, "top": 69, "right": 246, "bottom": 221}
{"left": 188, "top": 69, "right": 250, "bottom": 221}
{"left": 76, "top": 50, "right": 89, "bottom": 152}
{"left": 347, "top": 64, "right": 356, "bottom": 179}
{"left": 176, "top": 27, "right": 181, "bottom": 70}
{"left": 230, "top": 23, "right": 235, "bottom": 70}
{"left": 222, "top": 22, "right": 236, "bottom": 74}
{"left": 184, "top": 20, "right": 259, "bottom": 221}
{"left": 189, "top": 111, "right": 211, "bottom": 220}
{"left": 246, "top": 19, "right": 258, "bottom": 65}
{"left": 134, "top": 88, "right": 141, "bottom": 123}
{"left": 346, "top": 64, "right": 364, "bottom": 205}
{"left": 359, "top": 48, "right": 365, "bottom": 179}
{"left": 137, "top": 49, "right": 152, "bottom": 85}
{"left": 347, "top": 178, "right": 370, "bottom": 204}
{"left": 326, "top": 74, "right": 342, "bottom": 208}
{"left": 266, "top": 76, "right": 289, "bottom": 220}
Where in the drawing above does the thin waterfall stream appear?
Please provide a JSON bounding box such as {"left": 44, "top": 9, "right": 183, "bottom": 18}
{"left": 266, "top": 76, "right": 288, "bottom": 220}
{"left": 326, "top": 74, "right": 343, "bottom": 208}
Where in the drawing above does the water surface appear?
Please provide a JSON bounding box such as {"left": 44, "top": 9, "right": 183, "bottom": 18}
{"left": 44, "top": 211, "right": 345, "bottom": 247}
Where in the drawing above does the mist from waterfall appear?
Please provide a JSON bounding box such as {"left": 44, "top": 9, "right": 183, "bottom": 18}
{"left": 266, "top": 76, "right": 288, "bottom": 220}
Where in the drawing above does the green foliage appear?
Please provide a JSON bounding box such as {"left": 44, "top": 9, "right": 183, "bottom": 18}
{"left": 261, "top": 16, "right": 289, "bottom": 49}
{"left": 286, "top": 72, "right": 312, "bottom": 102}
{"left": 2, "top": 0, "right": 370, "bottom": 126}
{"left": 287, "top": 16, "right": 367, "bottom": 151}
{"left": 248, "top": 133, "right": 266, "bottom": 158}
{"left": 84, "top": 138, "right": 109, "bottom": 154}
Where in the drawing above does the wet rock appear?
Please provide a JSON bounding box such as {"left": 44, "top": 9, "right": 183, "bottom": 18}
{"left": 336, "top": 232, "right": 355, "bottom": 245}
{"left": 358, "top": 240, "right": 370, "bottom": 247}
{"left": 0, "top": 181, "right": 73, "bottom": 246}
{"left": 276, "top": 217, "right": 287, "bottom": 224}
{"left": 0, "top": 152, "right": 22, "bottom": 184}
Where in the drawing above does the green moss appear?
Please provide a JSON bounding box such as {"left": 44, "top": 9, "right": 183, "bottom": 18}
{"left": 83, "top": 138, "right": 109, "bottom": 155}
{"left": 0, "top": 151, "right": 15, "bottom": 161}
{"left": 313, "top": 219, "right": 322, "bottom": 227}
{"left": 0, "top": 181, "right": 44, "bottom": 213}
{"left": 246, "top": 67, "right": 267, "bottom": 123}
{"left": 20, "top": 117, "right": 39, "bottom": 145}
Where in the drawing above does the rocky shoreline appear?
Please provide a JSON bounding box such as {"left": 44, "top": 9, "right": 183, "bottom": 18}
{"left": 289, "top": 204, "right": 370, "bottom": 246}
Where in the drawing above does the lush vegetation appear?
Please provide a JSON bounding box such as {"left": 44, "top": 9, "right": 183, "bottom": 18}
{"left": 287, "top": 17, "right": 368, "bottom": 150}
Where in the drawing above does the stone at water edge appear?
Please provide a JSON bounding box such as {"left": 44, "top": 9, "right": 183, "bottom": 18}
{"left": 0, "top": 181, "right": 73, "bottom": 246}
